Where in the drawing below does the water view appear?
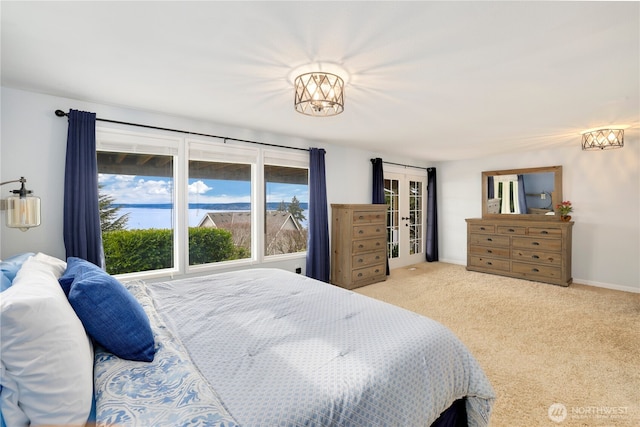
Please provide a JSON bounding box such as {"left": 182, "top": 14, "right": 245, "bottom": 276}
{"left": 116, "top": 203, "right": 309, "bottom": 230}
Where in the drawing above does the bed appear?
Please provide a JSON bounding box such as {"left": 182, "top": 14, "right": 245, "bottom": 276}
{"left": 1, "top": 253, "right": 495, "bottom": 427}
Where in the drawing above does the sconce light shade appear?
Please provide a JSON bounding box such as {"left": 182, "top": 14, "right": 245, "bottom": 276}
{"left": 6, "top": 195, "right": 41, "bottom": 230}
{"left": 294, "top": 72, "right": 344, "bottom": 117}
{"left": 1, "top": 177, "right": 41, "bottom": 231}
{"left": 581, "top": 129, "right": 624, "bottom": 150}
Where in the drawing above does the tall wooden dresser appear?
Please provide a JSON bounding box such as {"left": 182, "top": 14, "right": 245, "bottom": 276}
{"left": 331, "top": 204, "right": 387, "bottom": 289}
{"left": 466, "top": 218, "right": 573, "bottom": 286}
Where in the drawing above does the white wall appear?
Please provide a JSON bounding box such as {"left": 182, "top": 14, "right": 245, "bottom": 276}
{"left": 3, "top": 87, "right": 637, "bottom": 292}
{"left": 0, "top": 87, "right": 403, "bottom": 274}
{"left": 438, "top": 141, "right": 640, "bottom": 293}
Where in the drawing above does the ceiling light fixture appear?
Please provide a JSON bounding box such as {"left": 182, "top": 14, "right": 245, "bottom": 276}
{"left": 294, "top": 72, "right": 344, "bottom": 117}
{"left": 581, "top": 128, "right": 624, "bottom": 150}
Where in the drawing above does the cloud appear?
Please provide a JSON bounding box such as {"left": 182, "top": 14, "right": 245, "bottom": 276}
{"left": 188, "top": 180, "right": 212, "bottom": 195}
{"left": 100, "top": 175, "right": 173, "bottom": 204}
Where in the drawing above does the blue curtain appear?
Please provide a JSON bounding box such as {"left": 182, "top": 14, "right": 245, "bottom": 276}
{"left": 426, "top": 167, "right": 439, "bottom": 262}
{"left": 305, "top": 148, "right": 330, "bottom": 282}
{"left": 517, "top": 174, "right": 528, "bottom": 214}
{"left": 371, "top": 158, "right": 385, "bottom": 204}
{"left": 487, "top": 176, "right": 494, "bottom": 199}
{"left": 371, "top": 158, "right": 389, "bottom": 275}
{"left": 63, "top": 110, "right": 104, "bottom": 268}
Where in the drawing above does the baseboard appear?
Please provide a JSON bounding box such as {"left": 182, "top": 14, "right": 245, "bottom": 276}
{"left": 437, "top": 259, "right": 639, "bottom": 294}
{"left": 574, "top": 278, "right": 640, "bottom": 294}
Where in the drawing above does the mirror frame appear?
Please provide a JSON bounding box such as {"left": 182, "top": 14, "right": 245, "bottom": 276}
{"left": 482, "top": 165, "right": 563, "bottom": 220}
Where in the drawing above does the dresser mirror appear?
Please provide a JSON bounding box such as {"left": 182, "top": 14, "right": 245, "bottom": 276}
{"left": 482, "top": 166, "right": 562, "bottom": 220}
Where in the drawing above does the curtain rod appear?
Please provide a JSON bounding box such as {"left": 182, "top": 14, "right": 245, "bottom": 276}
{"left": 54, "top": 109, "right": 309, "bottom": 152}
{"left": 377, "top": 160, "right": 433, "bottom": 172}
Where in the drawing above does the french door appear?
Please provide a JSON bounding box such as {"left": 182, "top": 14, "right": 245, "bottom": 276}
{"left": 385, "top": 171, "right": 426, "bottom": 269}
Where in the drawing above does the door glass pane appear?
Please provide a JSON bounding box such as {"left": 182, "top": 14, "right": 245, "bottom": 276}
{"left": 385, "top": 178, "right": 399, "bottom": 259}
{"left": 188, "top": 160, "right": 252, "bottom": 265}
{"left": 409, "top": 180, "right": 423, "bottom": 255}
{"left": 264, "top": 165, "right": 309, "bottom": 256}
{"left": 97, "top": 151, "right": 174, "bottom": 275}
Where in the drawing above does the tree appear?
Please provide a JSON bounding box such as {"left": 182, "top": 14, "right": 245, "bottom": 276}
{"left": 99, "top": 186, "right": 129, "bottom": 232}
{"left": 277, "top": 200, "right": 287, "bottom": 211}
{"left": 287, "top": 195, "right": 306, "bottom": 226}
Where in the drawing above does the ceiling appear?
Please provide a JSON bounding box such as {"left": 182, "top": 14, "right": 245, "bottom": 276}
{"left": 2, "top": 1, "right": 638, "bottom": 162}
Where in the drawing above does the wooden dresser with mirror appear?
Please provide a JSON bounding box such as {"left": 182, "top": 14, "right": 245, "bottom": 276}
{"left": 466, "top": 166, "right": 573, "bottom": 286}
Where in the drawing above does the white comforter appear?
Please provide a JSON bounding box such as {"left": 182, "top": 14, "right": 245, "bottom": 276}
{"left": 144, "top": 268, "right": 495, "bottom": 426}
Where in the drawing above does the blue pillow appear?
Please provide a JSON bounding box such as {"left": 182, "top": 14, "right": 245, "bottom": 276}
{"left": 68, "top": 268, "right": 155, "bottom": 362}
{"left": 1, "top": 273, "right": 11, "bottom": 292}
{"left": 0, "top": 252, "right": 35, "bottom": 284}
{"left": 59, "top": 257, "right": 103, "bottom": 296}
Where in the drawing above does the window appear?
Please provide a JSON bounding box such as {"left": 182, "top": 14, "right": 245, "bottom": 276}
{"left": 264, "top": 165, "right": 308, "bottom": 255}
{"left": 96, "top": 129, "right": 308, "bottom": 278}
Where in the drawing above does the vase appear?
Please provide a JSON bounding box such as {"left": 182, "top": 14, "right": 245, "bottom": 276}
{"left": 561, "top": 215, "right": 571, "bottom": 222}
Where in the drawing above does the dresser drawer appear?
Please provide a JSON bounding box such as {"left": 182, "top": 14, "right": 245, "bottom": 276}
{"left": 353, "top": 210, "right": 385, "bottom": 224}
{"left": 512, "top": 249, "right": 561, "bottom": 266}
{"left": 512, "top": 262, "right": 562, "bottom": 280}
{"left": 469, "top": 245, "right": 510, "bottom": 258}
{"left": 352, "top": 237, "right": 386, "bottom": 253}
{"left": 352, "top": 251, "right": 386, "bottom": 268}
{"left": 352, "top": 263, "right": 386, "bottom": 283}
{"left": 469, "top": 224, "right": 495, "bottom": 234}
{"left": 497, "top": 226, "right": 526, "bottom": 235}
{"left": 353, "top": 224, "right": 385, "bottom": 238}
{"left": 469, "top": 234, "right": 510, "bottom": 247}
{"left": 512, "top": 237, "right": 562, "bottom": 252}
{"left": 468, "top": 256, "right": 510, "bottom": 272}
{"left": 528, "top": 227, "right": 562, "bottom": 237}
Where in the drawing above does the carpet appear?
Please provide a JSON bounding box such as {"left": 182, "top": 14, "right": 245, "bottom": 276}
{"left": 354, "top": 262, "right": 640, "bottom": 427}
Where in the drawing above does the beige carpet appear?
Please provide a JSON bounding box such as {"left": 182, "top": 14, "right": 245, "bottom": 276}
{"left": 354, "top": 262, "right": 640, "bottom": 427}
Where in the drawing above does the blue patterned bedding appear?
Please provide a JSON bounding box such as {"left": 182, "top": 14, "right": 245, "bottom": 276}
{"left": 123, "top": 268, "right": 494, "bottom": 427}
{"left": 93, "top": 280, "right": 239, "bottom": 427}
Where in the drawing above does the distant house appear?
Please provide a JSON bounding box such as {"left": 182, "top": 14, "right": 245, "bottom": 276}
{"left": 198, "top": 211, "right": 305, "bottom": 255}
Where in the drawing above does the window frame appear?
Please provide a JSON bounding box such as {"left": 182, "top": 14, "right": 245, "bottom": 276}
{"left": 96, "top": 128, "right": 309, "bottom": 281}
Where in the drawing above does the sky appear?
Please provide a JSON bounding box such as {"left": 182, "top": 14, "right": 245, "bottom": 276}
{"left": 99, "top": 174, "right": 309, "bottom": 205}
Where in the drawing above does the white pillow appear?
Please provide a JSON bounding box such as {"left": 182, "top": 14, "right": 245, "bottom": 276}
{"left": 0, "top": 253, "right": 93, "bottom": 426}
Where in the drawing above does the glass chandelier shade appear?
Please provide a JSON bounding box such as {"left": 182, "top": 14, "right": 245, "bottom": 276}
{"left": 581, "top": 129, "right": 624, "bottom": 150}
{"left": 1, "top": 177, "right": 41, "bottom": 231}
{"left": 294, "top": 72, "right": 344, "bottom": 117}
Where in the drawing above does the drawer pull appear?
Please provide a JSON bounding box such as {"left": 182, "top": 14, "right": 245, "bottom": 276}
{"left": 487, "top": 238, "right": 493, "bottom": 242}
{"left": 358, "top": 244, "right": 364, "bottom": 249}
{"left": 358, "top": 230, "right": 364, "bottom": 234}
{"left": 487, "top": 249, "right": 493, "bottom": 254}
{"left": 486, "top": 261, "right": 493, "bottom": 266}
{"left": 357, "top": 259, "right": 363, "bottom": 263}
{"left": 375, "top": 256, "right": 380, "bottom": 260}
{"left": 532, "top": 255, "right": 539, "bottom": 259}
{"left": 357, "top": 272, "right": 363, "bottom": 277}
{"left": 375, "top": 242, "right": 381, "bottom": 247}
{"left": 359, "top": 215, "right": 364, "bottom": 220}
{"left": 376, "top": 228, "right": 382, "bottom": 232}
{"left": 480, "top": 227, "right": 486, "bottom": 231}
{"left": 508, "top": 228, "right": 515, "bottom": 232}
{"left": 532, "top": 242, "right": 540, "bottom": 246}
{"left": 532, "top": 268, "right": 539, "bottom": 273}
{"left": 540, "top": 230, "right": 549, "bottom": 235}
{"left": 374, "top": 269, "right": 380, "bottom": 273}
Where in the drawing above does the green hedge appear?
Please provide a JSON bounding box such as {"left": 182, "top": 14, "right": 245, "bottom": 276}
{"left": 103, "top": 228, "right": 245, "bottom": 275}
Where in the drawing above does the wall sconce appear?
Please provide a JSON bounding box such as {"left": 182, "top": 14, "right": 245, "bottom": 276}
{"left": 581, "top": 129, "right": 624, "bottom": 150}
{"left": 0, "top": 177, "right": 41, "bottom": 231}
{"left": 294, "top": 72, "right": 345, "bottom": 117}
